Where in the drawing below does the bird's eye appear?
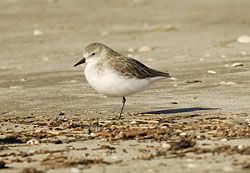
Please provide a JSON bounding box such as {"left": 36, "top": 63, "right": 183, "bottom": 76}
{"left": 91, "top": 53, "right": 96, "bottom": 56}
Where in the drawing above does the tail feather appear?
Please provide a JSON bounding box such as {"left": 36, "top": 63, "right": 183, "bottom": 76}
{"left": 147, "top": 68, "right": 171, "bottom": 78}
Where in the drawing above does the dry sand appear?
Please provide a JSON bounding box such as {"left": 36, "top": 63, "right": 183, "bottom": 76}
{"left": 0, "top": 0, "right": 250, "bottom": 172}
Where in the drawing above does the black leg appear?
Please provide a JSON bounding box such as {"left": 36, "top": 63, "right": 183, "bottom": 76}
{"left": 118, "top": 97, "right": 126, "bottom": 119}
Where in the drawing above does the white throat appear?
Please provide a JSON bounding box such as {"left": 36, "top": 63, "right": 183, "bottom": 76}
{"left": 85, "top": 55, "right": 101, "bottom": 66}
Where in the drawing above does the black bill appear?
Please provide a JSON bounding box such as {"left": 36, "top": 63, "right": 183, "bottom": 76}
{"left": 74, "top": 58, "right": 86, "bottom": 67}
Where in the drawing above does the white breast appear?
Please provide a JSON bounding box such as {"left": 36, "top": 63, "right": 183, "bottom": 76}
{"left": 84, "top": 60, "right": 150, "bottom": 97}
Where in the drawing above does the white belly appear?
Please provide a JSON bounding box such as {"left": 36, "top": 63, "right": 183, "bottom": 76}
{"left": 84, "top": 64, "right": 150, "bottom": 97}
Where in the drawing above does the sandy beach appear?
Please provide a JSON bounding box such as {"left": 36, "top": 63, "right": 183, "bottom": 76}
{"left": 0, "top": 0, "right": 250, "bottom": 172}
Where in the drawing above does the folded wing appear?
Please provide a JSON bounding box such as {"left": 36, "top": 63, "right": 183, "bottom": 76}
{"left": 107, "top": 57, "right": 170, "bottom": 79}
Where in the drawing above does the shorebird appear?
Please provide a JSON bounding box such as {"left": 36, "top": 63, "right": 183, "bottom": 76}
{"left": 74, "top": 43, "right": 170, "bottom": 119}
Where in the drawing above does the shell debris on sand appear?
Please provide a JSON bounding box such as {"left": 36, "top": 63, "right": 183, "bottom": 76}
{"left": 2, "top": 114, "right": 250, "bottom": 171}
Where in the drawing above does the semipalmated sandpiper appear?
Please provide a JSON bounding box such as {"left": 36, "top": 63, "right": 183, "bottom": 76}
{"left": 74, "top": 43, "right": 170, "bottom": 119}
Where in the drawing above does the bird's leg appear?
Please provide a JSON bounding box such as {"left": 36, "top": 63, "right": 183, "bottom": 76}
{"left": 118, "top": 97, "right": 126, "bottom": 119}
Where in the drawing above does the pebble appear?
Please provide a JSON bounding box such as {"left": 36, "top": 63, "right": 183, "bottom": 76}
{"left": 59, "top": 111, "right": 65, "bottom": 116}
{"left": 20, "top": 78, "right": 26, "bottom": 82}
{"left": 33, "top": 29, "right": 43, "bottom": 36}
{"left": 207, "top": 70, "right": 217, "bottom": 74}
{"left": 27, "top": 139, "right": 40, "bottom": 145}
{"left": 221, "top": 55, "right": 226, "bottom": 58}
{"left": 138, "top": 46, "right": 152, "bottom": 52}
{"left": 237, "top": 35, "right": 250, "bottom": 44}
{"left": 186, "top": 80, "right": 202, "bottom": 83}
{"left": 231, "top": 63, "right": 243, "bottom": 67}
{"left": 161, "top": 143, "right": 171, "bottom": 150}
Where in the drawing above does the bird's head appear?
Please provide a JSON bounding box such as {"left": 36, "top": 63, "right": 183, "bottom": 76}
{"left": 74, "top": 43, "right": 112, "bottom": 67}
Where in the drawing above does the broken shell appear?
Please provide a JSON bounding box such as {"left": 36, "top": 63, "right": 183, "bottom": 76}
{"left": 161, "top": 143, "right": 171, "bottom": 150}
{"left": 237, "top": 36, "right": 250, "bottom": 43}
{"left": 231, "top": 63, "right": 243, "bottom": 67}
{"left": 101, "top": 31, "right": 109, "bottom": 36}
{"left": 90, "top": 133, "right": 97, "bottom": 137}
{"left": 41, "top": 57, "right": 49, "bottom": 61}
{"left": 130, "top": 121, "right": 137, "bottom": 125}
{"left": 238, "top": 145, "right": 243, "bottom": 150}
{"left": 207, "top": 70, "right": 217, "bottom": 74}
{"left": 71, "top": 168, "right": 82, "bottom": 173}
{"left": 9, "top": 86, "right": 23, "bottom": 89}
{"left": 170, "top": 77, "right": 177, "bottom": 81}
{"left": 138, "top": 46, "right": 152, "bottom": 52}
{"left": 241, "top": 51, "right": 247, "bottom": 55}
{"left": 27, "top": 139, "right": 40, "bottom": 145}
{"left": 128, "top": 48, "right": 135, "bottom": 52}
{"left": 179, "top": 132, "right": 187, "bottom": 136}
{"left": 219, "top": 81, "right": 237, "bottom": 86}
{"left": 33, "top": 29, "right": 43, "bottom": 36}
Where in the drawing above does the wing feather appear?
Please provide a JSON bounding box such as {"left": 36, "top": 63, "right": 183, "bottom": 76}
{"left": 106, "top": 57, "right": 170, "bottom": 79}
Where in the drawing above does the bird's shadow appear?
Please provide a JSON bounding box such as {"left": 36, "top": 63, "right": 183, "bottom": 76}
{"left": 141, "top": 107, "right": 219, "bottom": 115}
